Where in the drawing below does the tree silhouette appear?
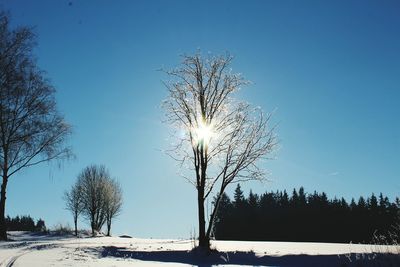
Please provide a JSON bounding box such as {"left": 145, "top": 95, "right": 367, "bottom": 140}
{"left": 77, "top": 165, "right": 109, "bottom": 236}
{"left": 212, "top": 192, "right": 232, "bottom": 239}
{"left": 233, "top": 184, "right": 245, "bottom": 207}
{"left": 70, "top": 165, "right": 123, "bottom": 236}
{"left": 104, "top": 178, "right": 122, "bottom": 236}
{"left": 64, "top": 184, "right": 84, "bottom": 236}
{"left": 0, "top": 12, "right": 72, "bottom": 240}
{"left": 35, "top": 218, "right": 46, "bottom": 232}
{"left": 163, "top": 52, "right": 277, "bottom": 250}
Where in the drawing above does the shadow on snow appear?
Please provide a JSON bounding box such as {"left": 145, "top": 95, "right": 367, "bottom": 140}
{"left": 100, "top": 246, "right": 400, "bottom": 267}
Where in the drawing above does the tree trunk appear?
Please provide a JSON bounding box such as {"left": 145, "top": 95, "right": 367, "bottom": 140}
{"left": 197, "top": 140, "right": 210, "bottom": 251}
{"left": 206, "top": 194, "right": 222, "bottom": 239}
{"left": 74, "top": 216, "right": 78, "bottom": 236}
{"left": 91, "top": 219, "right": 95, "bottom": 236}
{"left": 197, "top": 187, "right": 209, "bottom": 250}
{"left": 106, "top": 221, "right": 111, "bottom": 236}
{"left": 206, "top": 184, "right": 227, "bottom": 239}
{"left": 0, "top": 174, "right": 8, "bottom": 241}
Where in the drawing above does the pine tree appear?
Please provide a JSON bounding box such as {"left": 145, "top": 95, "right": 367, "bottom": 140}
{"left": 350, "top": 198, "right": 357, "bottom": 210}
{"left": 233, "top": 184, "right": 245, "bottom": 208}
{"left": 368, "top": 193, "right": 378, "bottom": 210}
{"left": 35, "top": 219, "right": 46, "bottom": 232}
{"left": 358, "top": 196, "right": 367, "bottom": 208}
{"left": 248, "top": 190, "right": 259, "bottom": 209}
{"left": 213, "top": 192, "right": 233, "bottom": 239}
{"left": 281, "top": 190, "right": 289, "bottom": 207}
{"left": 298, "top": 187, "right": 306, "bottom": 206}
{"left": 291, "top": 188, "right": 299, "bottom": 207}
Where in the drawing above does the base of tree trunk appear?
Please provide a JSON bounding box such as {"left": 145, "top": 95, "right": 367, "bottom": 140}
{"left": 191, "top": 244, "right": 218, "bottom": 257}
{"left": 0, "top": 231, "right": 8, "bottom": 241}
{"left": 195, "top": 237, "right": 212, "bottom": 254}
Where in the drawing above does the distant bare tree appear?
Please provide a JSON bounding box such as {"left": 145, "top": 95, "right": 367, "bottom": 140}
{"left": 64, "top": 184, "right": 84, "bottom": 236}
{"left": 77, "top": 165, "right": 109, "bottom": 236}
{"left": 163, "top": 52, "right": 277, "bottom": 250}
{"left": 104, "top": 178, "right": 122, "bottom": 236}
{"left": 0, "top": 12, "right": 72, "bottom": 240}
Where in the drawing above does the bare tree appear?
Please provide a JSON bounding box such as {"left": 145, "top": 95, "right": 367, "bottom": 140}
{"left": 75, "top": 165, "right": 122, "bottom": 237}
{"left": 77, "top": 164, "right": 109, "bottom": 236}
{"left": 104, "top": 178, "right": 122, "bottom": 236}
{"left": 64, "top": 184, "right": 84, "bottom": 236}
{"left": 163, "top": 52, "right": 277, "bottom": 250}
{"left": 0, "top": 12, "right": 72, "bottom": 240}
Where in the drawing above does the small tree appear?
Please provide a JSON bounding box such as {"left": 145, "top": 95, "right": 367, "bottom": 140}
{"left": 64, "top": 184, "right": 84, "bottom": 236}
{"left": 104, "top": 178, "right": 122, "bottom": 236}
{"left": 35, "top": 218, "right": 46, "bottom": 232}
{"left": 77, "top": 165, "right": 109, "bottom": 236}
{"left": 0, "top": 12, "right": 72, "bottom": 240}
{"left": 163, "top": 52, "right": 277, "bottom": 250}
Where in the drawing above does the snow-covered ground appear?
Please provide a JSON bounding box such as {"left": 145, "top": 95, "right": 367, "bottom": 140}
{"left": 0, "top": 232, "right": 399, "bottom": 266}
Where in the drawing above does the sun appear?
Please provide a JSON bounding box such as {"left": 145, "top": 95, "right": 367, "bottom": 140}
{"left": 192, "top": 119, "right": 214, "bottom": 148}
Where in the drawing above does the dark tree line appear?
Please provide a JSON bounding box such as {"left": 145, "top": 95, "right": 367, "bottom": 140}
{"left": 213, "top": 184, "right": 400, "bottom": 243}
{"left": 5, "top": 215, "right": 46, "bottom": 232}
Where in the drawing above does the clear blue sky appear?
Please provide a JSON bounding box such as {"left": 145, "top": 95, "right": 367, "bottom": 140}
{"left": 1, "top": 0, "right": 399, "bottom": 238}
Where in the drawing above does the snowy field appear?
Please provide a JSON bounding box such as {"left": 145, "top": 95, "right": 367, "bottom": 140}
{"left": 0, "top": 232, "right": 399, "bottom": 266}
